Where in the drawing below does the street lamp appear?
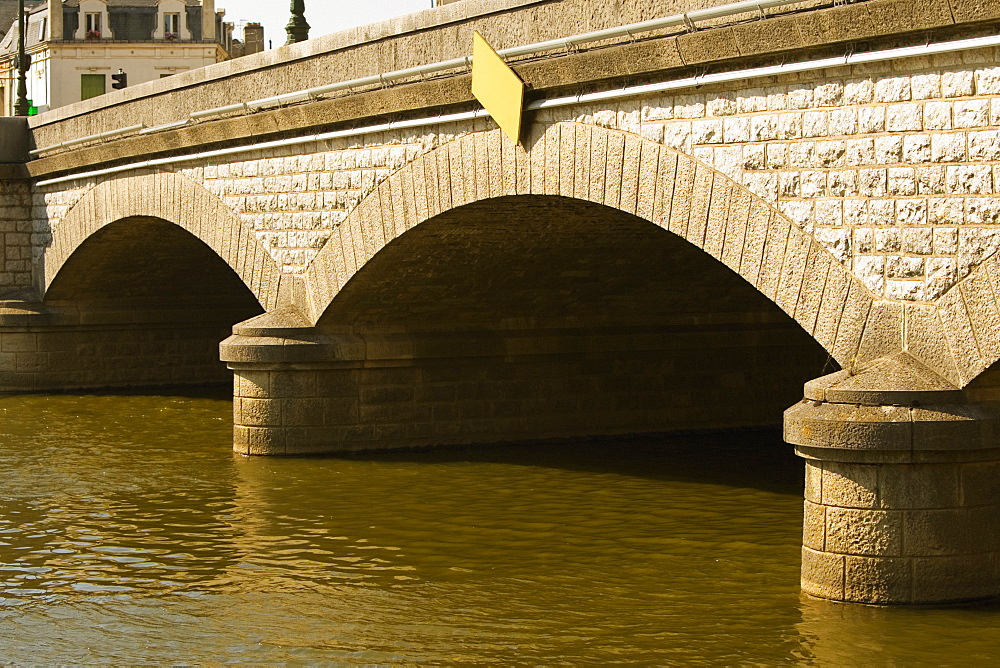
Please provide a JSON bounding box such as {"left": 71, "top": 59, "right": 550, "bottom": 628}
{"left": 13, "top": 0, "right": 31, "bottom": 116}
{"left": 285, "top": 0, "right": 309, "bottom": 45}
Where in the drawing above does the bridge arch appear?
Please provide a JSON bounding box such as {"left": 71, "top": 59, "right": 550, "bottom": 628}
{"left": 304, "top": 122, "right": 879, "bottom": 369}
{"left": 43, "top": 169, "right": 284, "bottom": 311}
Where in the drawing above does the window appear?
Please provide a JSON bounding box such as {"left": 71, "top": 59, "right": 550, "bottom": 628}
{"left": 85, "top": 12, "right": 101, "bottom": 35}
{"left": 38, "top": 17, "right": 47, "bottom": 40}
{"left": 81, "top": 73, "right": 105, "bottom": 100}
{"left": 164, "top": 13, "right": 179, "bottom": 37}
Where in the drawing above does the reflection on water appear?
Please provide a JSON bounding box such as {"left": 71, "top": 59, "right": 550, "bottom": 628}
{"left": 0, "top": 391, "right": 997, "bottom": 662}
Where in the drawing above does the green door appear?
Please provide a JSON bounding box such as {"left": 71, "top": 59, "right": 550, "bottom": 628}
{"left": 81, "top": 74, "right": 105, "bottom": 101}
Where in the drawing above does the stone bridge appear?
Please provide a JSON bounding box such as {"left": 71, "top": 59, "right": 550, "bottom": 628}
{"left": 3, "top": 0, "right": 1000, "bottom": 605}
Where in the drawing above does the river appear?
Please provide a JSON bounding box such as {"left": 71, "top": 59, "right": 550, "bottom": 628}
{"left": 1, "top": 390, "right": 999, "bottom": 663}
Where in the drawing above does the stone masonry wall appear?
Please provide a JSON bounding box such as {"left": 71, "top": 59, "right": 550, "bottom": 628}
{"left": 0, "top": 166, "right": 33, "bottom": 293}
{"left": 0, "top": 306, "right": 243, "bottom": 391}
{"left": 574, "top": 47, "right": 1000, "bottom": 304}
{"left": 230, "top": 324, "right": 825, "bottom": 455}
{"left": 29, "top": 44, "right": 1000, "bottom": 304}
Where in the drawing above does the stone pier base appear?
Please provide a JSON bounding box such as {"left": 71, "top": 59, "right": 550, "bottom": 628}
{"left": 221, "top": 308, "right": 824, "bottom": 455}
{"left": 786, "top": 354, "right": 1000, "bottom": 605}
{"left": 0, "top": 300, "right": 251, "bottom": 390}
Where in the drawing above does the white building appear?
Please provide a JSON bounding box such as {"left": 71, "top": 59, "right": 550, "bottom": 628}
{"left": 0, "top": 0, "right": 237, "bottom": 115}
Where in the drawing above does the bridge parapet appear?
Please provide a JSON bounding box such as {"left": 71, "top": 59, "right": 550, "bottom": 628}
{"left": 24, "top": 0, "right": 994, "bottom": 166}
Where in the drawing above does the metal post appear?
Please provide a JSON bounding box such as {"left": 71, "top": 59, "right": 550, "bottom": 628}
{"left": 285, "top": 0, "right": 309, "bottom": 45}
{"left": 13, "top": 0, "right": 30, "bottom": 116}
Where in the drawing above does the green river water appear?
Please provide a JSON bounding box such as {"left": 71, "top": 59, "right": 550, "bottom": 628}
{"left": 1, "top": 390, "right": 1000, "bottom": 663}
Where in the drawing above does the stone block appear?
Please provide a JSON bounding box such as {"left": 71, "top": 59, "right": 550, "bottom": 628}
{"left": 803, "top": 500, "right": 826, "bottom": 550}
{"left": 844, "top": 554, "right": 912, "bottom": 604}
{"left": 955, "top": 99, "right": 990, "bottom": 128}
{"left": 268, "top": 370, "right": 316, "bottom": 398}
{"left": 280, "top": 398, "right": 326, "bottom": 427}
{"left": 360, "top": 385, "right": 414, "bottom": 404}
{"left": 784, "top": 401, "right": 913, "bottom": 451}
{"left": 880, "top": 463, "right": 961, "bottom": 509}
{"left": 233, "top": 425, "right": 285, "bottom": 456}
{"left": 904, "top": 508, "right": 980, "bottom": 557}
{"left": 236, "top": 370, "right": 270, "bottom": 398}
{"left": 801, "top": 546, "right": 845, "bottom": 601}
{"left": 866, "top": 0, "right": 953, "bottom": 32}
{"left": 831, "top": 281, "right": 873, "bottom": 365}
{"left": 283, "top": 426, "right": 337, "bottom": 454}
{"left": 822, "top": 461, "right": 879, "bottom": 509}
{"left": 911, "top": 553, "right": 999, "bottom": 603}
{"left": 825, "top": 507, "right": 904, "bottom": 557}
{"left": 875, "top": 136, "right": 902, "bottom": 164}
{"left": 949, "top": 0, "right": 1000, "bottom": 23}
{"left": 904, "top": 305, "right": 960, "bottom": 385}
{"left": 886, "top": 103, "right": 922, "bottom": 132}
{"left": 731, "top": 16, "right": 802, "bottom": 55}
{"left": 960, "top": 273, "right": 1000, "bottom": 360}
{"left": 856, "top": 301, "right": 904, "bottom": 368}
{"left": 805, "top": 461, "right": 823, "bottom": 503}
{"left": 960, "top": 461, "right": 1000, "bottom": 506}
{"left": 677, "top": 27, "right": 739, "bottom": 65}
{"left": 942, "top": 70, "right": 975, "bottom": 97}
{"left": 813, "top": 268, "right": 851, "bottom": 352}
{"left": 238, "top": 397, "right": 282, "bottom": 427}
{"left": 795, "top": 4, "right": 876, "bottom": 45}
{"left": 702, "top": 179, "right": 732, "bottom": 259}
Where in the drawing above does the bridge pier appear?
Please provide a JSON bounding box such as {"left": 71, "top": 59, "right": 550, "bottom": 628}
{"left": 0, "top": 300, "right": 253, "bottom": 391}
{"left": 786, "top": 354, "right": 1000, "bottom": 605}
{"left": 221, "top": 308, "right": 823, "bottom": 455}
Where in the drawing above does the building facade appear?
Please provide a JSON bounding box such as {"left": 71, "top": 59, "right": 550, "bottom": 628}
{"left": 0, "top": 0, "right": 234, "bottom": 115}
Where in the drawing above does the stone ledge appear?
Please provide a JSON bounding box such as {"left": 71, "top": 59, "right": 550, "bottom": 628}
{"left": 786, "top": 400, "right": 1000, "bottom": 456}
{"left": 804, "top": 353, "right": 965, "bottom": 406}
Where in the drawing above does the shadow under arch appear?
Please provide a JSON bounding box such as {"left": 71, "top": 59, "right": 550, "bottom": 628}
{"left": 310, "top": 192, "right": 833, "bottom": 441}
{"left": 43, "top": 168, "right": 284, "bottom": 311}
{"left": 304, "top": 122, "right": 881, "bottom": 370}
{"left": 41, "top": 216, "right": 264, "bottom": 388}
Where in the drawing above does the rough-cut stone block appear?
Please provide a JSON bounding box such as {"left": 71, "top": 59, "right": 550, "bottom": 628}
{"left": 825, "top": 507, "right": 904, "bottom": 557}
{"left": 803, "top": 500, "right": 826, "bottom": 550}
{"left": 801, "top": 546, "right": 846, "bottom": 601}
{"left": 960, "top": 461, "right": 1000, "bottom": 506}
{"left": 937, "top": 288, "right": 985, "bottom": 382}
{"left": 822, "top": 461, "right": 879, "bottom": 509}
{"left": 904, "top": 508, "right": 979, "bottom": 556}
{"left": 844, "top": 555, "right": 913, "bottom": 604}
{"left": 239, "top": 397, "right": 282, "bottom": 427}
{"left": 805, "top": 461, "right": 823, "bottom": 503}
{"left": 677, "top": 27, "right": 739, "bottom": 65}
{"left": 912, "top": 553, "right": 999, "bottom": 603}
{"left": 855, "top": 301, "right": 904, "bottom": 368}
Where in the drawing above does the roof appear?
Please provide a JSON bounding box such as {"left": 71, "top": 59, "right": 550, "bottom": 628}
{"left": 0, "top": 0, "right": 44, "bottom": 40}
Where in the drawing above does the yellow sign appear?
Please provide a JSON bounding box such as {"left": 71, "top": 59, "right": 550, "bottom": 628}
{"left": 471, "top": 31, "right": 525, "bottom": 145}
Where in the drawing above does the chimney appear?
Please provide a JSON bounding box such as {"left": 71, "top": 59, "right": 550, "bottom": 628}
{"left": 201, "top": 0, "right": 215, "bottom": 41}
{"left": 47, "top": 0, "right": 62, "bottom": 40}
{"left": 243, "top": 22, "right": 263, "bottom": 55}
